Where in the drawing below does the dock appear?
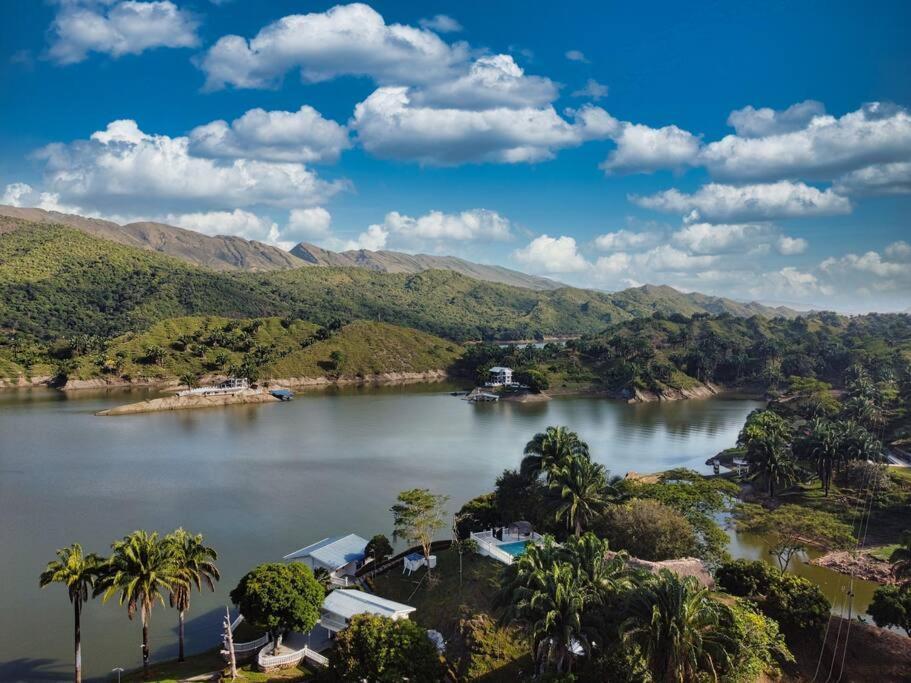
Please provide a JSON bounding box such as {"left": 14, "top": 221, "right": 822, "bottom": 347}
{"left": 464, "top": 388, "right": 499, "bottom": 402}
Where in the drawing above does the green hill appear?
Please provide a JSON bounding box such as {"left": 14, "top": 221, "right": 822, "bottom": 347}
{"left": 0, "top": 219, "right": 284, "bottom": 339}
{"left": 0, "top": 219, "right": 797, "bottom": 346}
{"left": 39, "top": 316, "right": 462, "bottom": 386}
{"left": 460, "top": 312, "right": 911, "bottom": 398}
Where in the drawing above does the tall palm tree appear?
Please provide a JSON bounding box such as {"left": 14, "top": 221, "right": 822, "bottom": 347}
{"left": 621, "top": 570, "right": 736, "bottom": 683}
{"left": 166, "top": 528, "right": 219, "bottom": 662}
{"left": 889, "top": 530, "right": 911, "bottom": 584}
{"left": 520, "top": 426, "right": 590, "bottom": 482}
{"left": 549, "top": 455, "right": 608, "bottom": 537}
{"left": 794, "top": 418, "right": 839, "bottom": 496}
{"left": 527, "top": 563, "right": 591, "bottom": 674}
{"left": 96, "top": 531, "right": 183, "bottom": 673}
{"left": 739, "top": 410, "right": 796, "bottom": 498}
{"left": 39, "top": 544, "right": 104, "bottom": 683}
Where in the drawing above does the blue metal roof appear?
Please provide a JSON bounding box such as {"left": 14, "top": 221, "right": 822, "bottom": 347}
{"left": 284, "top": 534, "right": 368, "bottom": 570}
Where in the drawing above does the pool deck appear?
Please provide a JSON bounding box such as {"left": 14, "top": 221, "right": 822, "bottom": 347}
{"left": 470, "top": 529, "right": 544, "bottom": 565}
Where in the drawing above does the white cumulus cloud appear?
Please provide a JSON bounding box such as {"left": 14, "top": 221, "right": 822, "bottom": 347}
{"left": 833, "top": 161, "right": 911, "bottom": 196}
{"left": 776, "top": 235, "right": 808, "bottom": 255}
{"left": 33, "top": 119, "right": 347, "bottom": 214}
{"left": 632, "top": 181, "right": 851, "bottom": 222}
{"left": 513, "top": 235, "right": 590, "bottom": 273}
{"left": 286, "top": 207, "right": 333, "bottom": 241}
{"left": 594, "top": 229, "right": 657, "bottom": 251}
{"left": 418, "top": 14, "right": 462, "bottom": 33}
{"left": 352, "top": 88, "right": 615, "bottom": 165}
{"left": 572, "top": 79, "right": 608, "bottom": 101}
{"left": 379, "top": 209, "right": 512, "bottom": 241}
{"left": 48, "top": 0, "right": 199, "bottom": 64}
{"left": 188, "top": 106, "right": 350, "bottom": 164}
{"left": 702, "top": 102, "right": 911, "bottom": 181}
{"left": 198, "top": 3, "right": 468, "bottom": 90}
{"left": 165, "top": 209, "right": 280, "bottom": 243}
{"left": 601, "top": 122, "right": 701, "bottom": 174}
{"left": 726, "top": 100, "right": 826, "bottom": 138}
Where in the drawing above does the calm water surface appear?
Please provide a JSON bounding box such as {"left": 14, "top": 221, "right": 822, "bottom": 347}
{"left": 0, "top": 384, "right": 865, "bottom": 680}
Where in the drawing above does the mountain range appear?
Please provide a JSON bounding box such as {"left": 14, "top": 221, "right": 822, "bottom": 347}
{"left": 0, "top": 208, "right": 800, "bottom": 343}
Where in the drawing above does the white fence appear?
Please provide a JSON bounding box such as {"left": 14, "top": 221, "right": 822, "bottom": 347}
{"left": 257, "top": 645, "right": 328, "bottom": 670}
{"left": 470, "top": 529, "right": 544, "bottom": 566}
{"left": 223, "top": 612, "right": 269, "bottom": 655}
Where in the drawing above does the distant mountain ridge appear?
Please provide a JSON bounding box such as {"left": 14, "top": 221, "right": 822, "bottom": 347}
{"left": 291, "top": 241, "right": 563, "bottom": 290}
{"left": 0, "top": 205, "right": 304, "bottom": 271}
{"left": 0, "top": 208, "right": 800, "bottom": 332}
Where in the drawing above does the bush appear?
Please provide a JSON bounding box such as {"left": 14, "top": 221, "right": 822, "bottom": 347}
{"left": 715, "top": 559, "right": 830, "bottom": 643}
{"left": 594, "top": 499, "right": 697, "bottom": 561}
{"left": 455, "top": 493, "right": 500, "bottom": 538}
{"left": 763, "top": 572, "right": 830, "bottom": 638}
{"left": 716, "top": 559, "right": 775, "bottom": 597}
{"left": 867, "top": 584, "right": 911, "bottom": 636}
{"left": 726, "top": 599, "right": 793, "bottom": 682}
{"left": 329, "top": 613, "right": 443, "bottom": 682}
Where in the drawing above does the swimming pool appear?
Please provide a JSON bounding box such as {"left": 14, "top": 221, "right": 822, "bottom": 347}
{"left": 499, "top": 540, "right": 530, "bottom": 557}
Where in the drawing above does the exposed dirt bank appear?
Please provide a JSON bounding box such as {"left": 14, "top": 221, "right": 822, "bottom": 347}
{"left": 500, "top": 391, "right": 551, "bottom": 403}
{"left": 96, "top": 389, "right": 280, "bottom": 416}
{"left": 631, "top": 382, "right": 721, "bottom": 403}
{"left": 810, "top": 550, "right": 896, "bottom": 584}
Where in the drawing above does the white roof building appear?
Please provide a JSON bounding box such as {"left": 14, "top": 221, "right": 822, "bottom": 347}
{"left": 320, "top": 589, "right": 416, "bottom": 633}
{"left": 284, "top": 534, "right": 368, "bottom": 578}
{"left": 486, "top": 366, "right": 513, "bottom": 386}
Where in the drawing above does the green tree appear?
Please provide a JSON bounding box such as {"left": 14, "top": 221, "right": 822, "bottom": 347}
{"left": 526, "top": 562, "right": 591, "bottom": 674}
{"left": 329, "top": 613, "right": 444, "bottom": 681}
{"left": 738, "top": 409, "right": 797, "bottom": 498}
{"left": 95, "top": 530, "right": 182, "bottom": 673}
{"left": 39, "top": 544, "right": 104, "bottom": 683}
{"left": 179, "top": 372, "right": 199, "bottom": 389}
{"left": 515, "top": 368, "right": 550, "bottom": 393}
{"left": 868, "top": 584, "right": 911, "bottom": 636}
{"left": 595, "top": 499, "right": 697, "bottom": 562}
{"left": 391, "top": 488, "right": 449, "bottom": 572}
{"left": 734, "top": 504, "right": 854, "bottom": 571}
{"left": 889, "top": 530, "right": 911, "bottom": 584}
{"left": 165, "top": 528, "right": 219, "bottom": 662}
{"left": 549, "top": 455, "right": 608, "bottom": 537}
{"left": 365, "top": 534, "right": 394, "bottom": 568}
{"left": 793, "top": 418, "right": 840, "bottom": 496}
{"left": 229, "top": 563, "right": 324, "bottom": 654}
{"left": 621, "top": 569, "right": 736, "bottom": 683}
{"left": 520, "top": 426, "right": 590, "bottom": 482}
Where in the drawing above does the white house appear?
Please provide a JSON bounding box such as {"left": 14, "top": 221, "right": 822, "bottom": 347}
{"left": 486, "top": 366, "right": 513, "bottom": 387}
{"left": 283, "top": 534, "right": 368, "bottom": 584}
{"left": 319, "top": 589, "right": 416, "bottom": 634}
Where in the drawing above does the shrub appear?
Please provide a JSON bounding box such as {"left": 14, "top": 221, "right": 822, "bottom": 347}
{"left": 763, "top": 572, "right": 830, "bottom": 638}
{"left": 329, "top": 613, "right": 443, "bottom": 682}
{"left": 456, "top": 493, "right": 501, "bottom": 538}
{"left": 594, "top": 499, "right": 697, "bottom": 561}
{"left": 867, "top": 584, "right": 911, "bottom": 636}
{"left": 716, "top": 559, "right": 775, "bottom": 597}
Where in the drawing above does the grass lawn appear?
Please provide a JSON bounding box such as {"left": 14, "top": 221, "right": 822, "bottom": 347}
{"left": 869, "top": 543, "right": 900, "bottom": 562}
{"left": 121, "top": 648, "right": 313, "bottom": 682}
{"left": 369, "top": 548, "right": 533, "bottom": 681}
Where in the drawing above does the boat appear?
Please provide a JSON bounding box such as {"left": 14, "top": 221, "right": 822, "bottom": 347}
{"left": 269, "top": 389, "right": 294, "bottom": 401}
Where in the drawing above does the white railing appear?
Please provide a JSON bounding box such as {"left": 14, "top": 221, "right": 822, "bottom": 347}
{"left": 231, "top": 633, "right": 270, "bottom": 654}
{"left": 230, "top": 614, "right": 244, "bottom": 632}
{"left": 329, "top": 574, "right": 352, "bottom": 587}
{"left": 470, "top": 531, "right": 515, "bottom": 565}
{"left": 257, "top": 645, "right": 328, "bottom": 670}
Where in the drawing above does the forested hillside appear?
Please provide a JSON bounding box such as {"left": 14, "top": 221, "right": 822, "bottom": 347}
{"left": 0, "top": 219, "right": 796, "bottom": 344}
{"left": 459, "top": 312, "right": 911, "bottom": 399}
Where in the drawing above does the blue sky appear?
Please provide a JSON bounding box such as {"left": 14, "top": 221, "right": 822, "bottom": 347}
{"left": 1, "top": 1, "right": 910, "bottom": 311}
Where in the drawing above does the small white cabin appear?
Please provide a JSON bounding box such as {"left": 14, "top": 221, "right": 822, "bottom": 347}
{"left": 486, "top": 366, "right": 513, "bottom": 387}
{"left": 320, "top": 589, "right": 415, "bottom": 634}
{"left": 284, "top": 534, "right": 368, "bottom": 585}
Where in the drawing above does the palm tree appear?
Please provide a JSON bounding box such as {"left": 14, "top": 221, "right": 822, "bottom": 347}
{"left": 520, "top": 426, "right": 590, "bottom": 482}
{"left": 889, "top": 530, "right": 911, "bottom": 584}
{"left": 527, "top": 563, "right": 591, "bottom": 674}
{"left": 166, "top": 528, "right": 219, "bottom": 662}
{"left": 39, "top": 544, "right": 104, "bottom": 683}
{"left": 738, "top": 410, "right": 796, "bottom": 498}
{"left": 621, "top": 570, "right": 736, "bottom": 683}
{"left": 96, "top": 530, "right": 183, "bottom": 673}
{"left": 794, "top": 418, "right": 839, "bottom": 496}
{"left": 549, "top": 455, "right": 608, "bottom": 537}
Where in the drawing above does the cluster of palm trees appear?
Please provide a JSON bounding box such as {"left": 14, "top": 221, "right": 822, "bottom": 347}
{"left": 39, "top": 529, "right": 218, "bottom": 682}
{"left": 520, "top": 426, "right": 620, "bottom": 537}
{"left": 498, "top": 533, "right": 744, "bottom": 678}
{"left": 739, "top": 366, "right": 887, "bottom": 498}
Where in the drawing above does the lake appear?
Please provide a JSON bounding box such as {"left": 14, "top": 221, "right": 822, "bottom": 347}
{"left": 0, "top": 384, "right": 872, "bottom": 681}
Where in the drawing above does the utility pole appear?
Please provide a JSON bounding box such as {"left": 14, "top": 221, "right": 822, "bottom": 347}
{"left": 223, "top": 607, "right": 237, "bottom": 680}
